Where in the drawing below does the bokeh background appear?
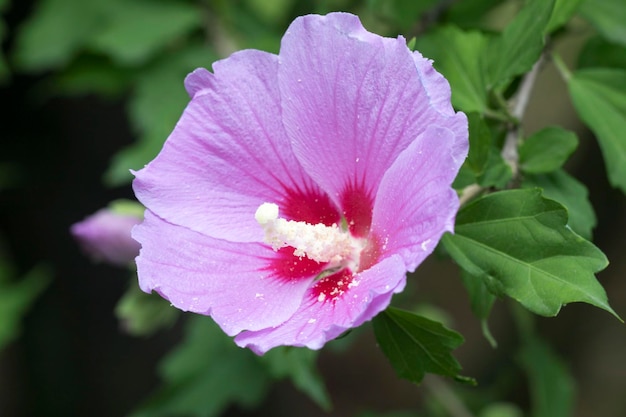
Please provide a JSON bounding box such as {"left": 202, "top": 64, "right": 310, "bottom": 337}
{"left": 1, "top": 1, "right": 625, "bottom": 416}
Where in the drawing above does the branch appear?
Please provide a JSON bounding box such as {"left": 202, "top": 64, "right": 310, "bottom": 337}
{"left": 501, "top": 57, "right": 544, "bottom": 176}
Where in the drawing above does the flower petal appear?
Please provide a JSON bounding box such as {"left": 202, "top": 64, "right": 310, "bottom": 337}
{"left": 279, "top": 13, "right": 466, "bottom": 206}
{"left": 133, "top": 49, "right": 321, "bottom": 242}
{"left": 133, "top": 210, "right": 313, "bottom": 335}
{"left": 371, "top": 125, "right": 465, "bottom": 272}
{"left": 234, "top": 254, "right": 406, "bottom": 354}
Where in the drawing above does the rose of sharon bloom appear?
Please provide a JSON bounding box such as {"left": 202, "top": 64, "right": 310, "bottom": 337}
{"left": 71, "top": 208, "right": 142, "bottom": 266}
{"left": 132, "top": 12, "right": 468, "bottom": 354}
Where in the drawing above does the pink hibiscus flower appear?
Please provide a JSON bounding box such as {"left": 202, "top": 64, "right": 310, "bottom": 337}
{"left": 132, "top": 12, "right": 468, "bottom": 354}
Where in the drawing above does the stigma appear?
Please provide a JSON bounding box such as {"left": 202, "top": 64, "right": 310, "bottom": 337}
{"left": 255, "top": 202, "right": 364, "bottom": 268}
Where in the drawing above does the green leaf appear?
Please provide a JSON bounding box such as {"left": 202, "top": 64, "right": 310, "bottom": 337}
{"left": 131, "top": 316, "right": 270, "bottom": 417}
{"left": 0, "top": 263, "right": 51, "bottom": 349}
{"left": 519, "top": 127, "right": 578, "bottom": 173}
{"left": 460, "top": 270, "right": 497, "bottom": 347}
{"left": 53, "top": 55, "right": 133, "bottom": 97}
{"left": 568, "top": 68, "right": 626, "bottom": 193}
{"left": 465, "top": 113, "right": 492, "bottom": 177}
{"left": 369, "top": 0, "right": 439, "bottom": 32}
{"left": 414, "top": 26, "right": 489, "bottom": 113}
{"left": 114, "top": 284, "right": 178, "bottom": 336}
{"left": 445, "top": 0, "right": 505, "bottom": 30}
{"left": 89, "top": 0, "right": 202, "bottom": 65}
{"left": 12, "top": 0, "right": 103, "bottom": 70}
{"left": 260, "top": 347, "right": 331, "bottom": 411}
{"left": 372, "top": 307, "right": 464, "bottom": 384}
{"left": 442, "top": 189, "right": 618, "bottom": 318}
{"left": 488, "top": 0, "right": 555, "bottom": 88}
{"left": 522, "top": 169, "right": 596, "bottom": 240}
{"left": 105, "top": 43, "right": 217, "bottom": 185}
{"left": 578, "top": 36, "right": 626, "bottom": 70}
{"left": 477, "top": 148, "right": 513, "bottom": 188}
{"left": 579, "top": 0, "right": 626, "bottom": 47}
{"left": 547, "top": 0, "right": 584, "bottom": 32}
{"left": 518, "top": 336, "right": 575, "bottom": 417}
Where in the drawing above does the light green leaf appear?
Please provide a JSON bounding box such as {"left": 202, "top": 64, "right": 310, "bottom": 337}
{"left": 415, "top": 26, "right": 489, "bottom": 113}
{"left": 579, "top": 0, "right": 626, "bottom": 47}
{"left": 547, "top": 0, "right": 584, "bottom": 32}
{"left": 519, "top": 127, "right": 578, "bottom": 173}
{"left": 568, "top": 68, "right": 626, "bottom": 193}
{"left": 488, "top": 0, "right": 555, "bottom": 88}
{"left": 131, "top": 316, "right": 270, "bottom": 417}
{"left": 522, "top": 169, "right": 596, "bottom": 240}
{"left": 442, "top": 189, "right": 617, "bottom": 318}
{"left": 261, "top": 347, "right": 331, "bottom": 411}
{"left": 0, "top": 263, "right": 51, "bottom": 349}
{"left": 518, "top": 336, "right": 575, "bottom": 417}
{"left": 89, "top": 0, "right": 202, "bottom": 65}
{"left": 372, "top": 307, "right": 464, "bottom": 384}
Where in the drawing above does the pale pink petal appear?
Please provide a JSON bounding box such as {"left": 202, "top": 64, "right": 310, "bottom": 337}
{"left": 133, "top": 211, "right": 313, "bottom": 335}
{"left": 234, "top": 255, "right": 406, "bottom": 354}
{"left": 279, "top": 12, "right": 465, "bottom": 205}
{"left": 133, "top": 49, "right": 321, "bottom": 243}
{"left": 412, "top": 51, "right": 469, "bottom": 162}
{"left": 371, "top": 126, "right": 463, "bottom": 272}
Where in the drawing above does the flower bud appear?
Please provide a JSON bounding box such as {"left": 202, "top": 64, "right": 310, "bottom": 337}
{"left": 71, "top": 201, "right": 144, "bottom": 266}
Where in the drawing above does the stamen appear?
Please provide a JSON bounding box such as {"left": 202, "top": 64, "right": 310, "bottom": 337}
{"left": 255, "top": 202, "right": 363, "bottom": 265}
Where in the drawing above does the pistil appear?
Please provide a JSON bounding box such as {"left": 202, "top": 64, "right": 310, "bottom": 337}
{"left": 255, "top": 203, "right": 364, "bottom": 267}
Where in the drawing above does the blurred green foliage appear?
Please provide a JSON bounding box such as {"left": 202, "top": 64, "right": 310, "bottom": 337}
{"left": 3, "top": 0, "right": 626, "bottom": 416}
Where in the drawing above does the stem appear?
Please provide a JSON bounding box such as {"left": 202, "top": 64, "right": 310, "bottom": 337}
{"left": 552, "top": 52, "right": 572, "bottom": 83}
{"left": 459, "top": 184, "right": 483, "bottom": 207}
{"left": 424, "top": 375, "right": 475, "bottom": 417}
{"left": 501, "top": 57, "right": 544, "bottom": 176}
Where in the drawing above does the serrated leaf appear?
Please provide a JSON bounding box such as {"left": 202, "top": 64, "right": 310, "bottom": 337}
{"left": 579, "top": 0, "right": 626, "bottom": 47}
{"left": 415, "top": 26, "right": 489, "bottom": 113}
{"left": 488, "top": 0, "right": 555, "bottom": 88}
{"left": 442, "top": 189, "right": 618, "bottom": 319}
{"left": 522, "top": 169, "right": 596, "bottom": 240}
{"left": 519, "top": 127, "right": 578, "bottom": 173}
{"left": 568, "top": 68, "right": 626, "bottom": 193}
{"left": 518, "top": 336, "right": 575, "bottom": 417}
{"left": 372, "top": 307, "right": 464, "bottom": 384}
{"left": 260, "top": 347, "right": 331, "bottom": 411}
{"left": 130, "top": 316, "right": 270, "bottom": 417}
